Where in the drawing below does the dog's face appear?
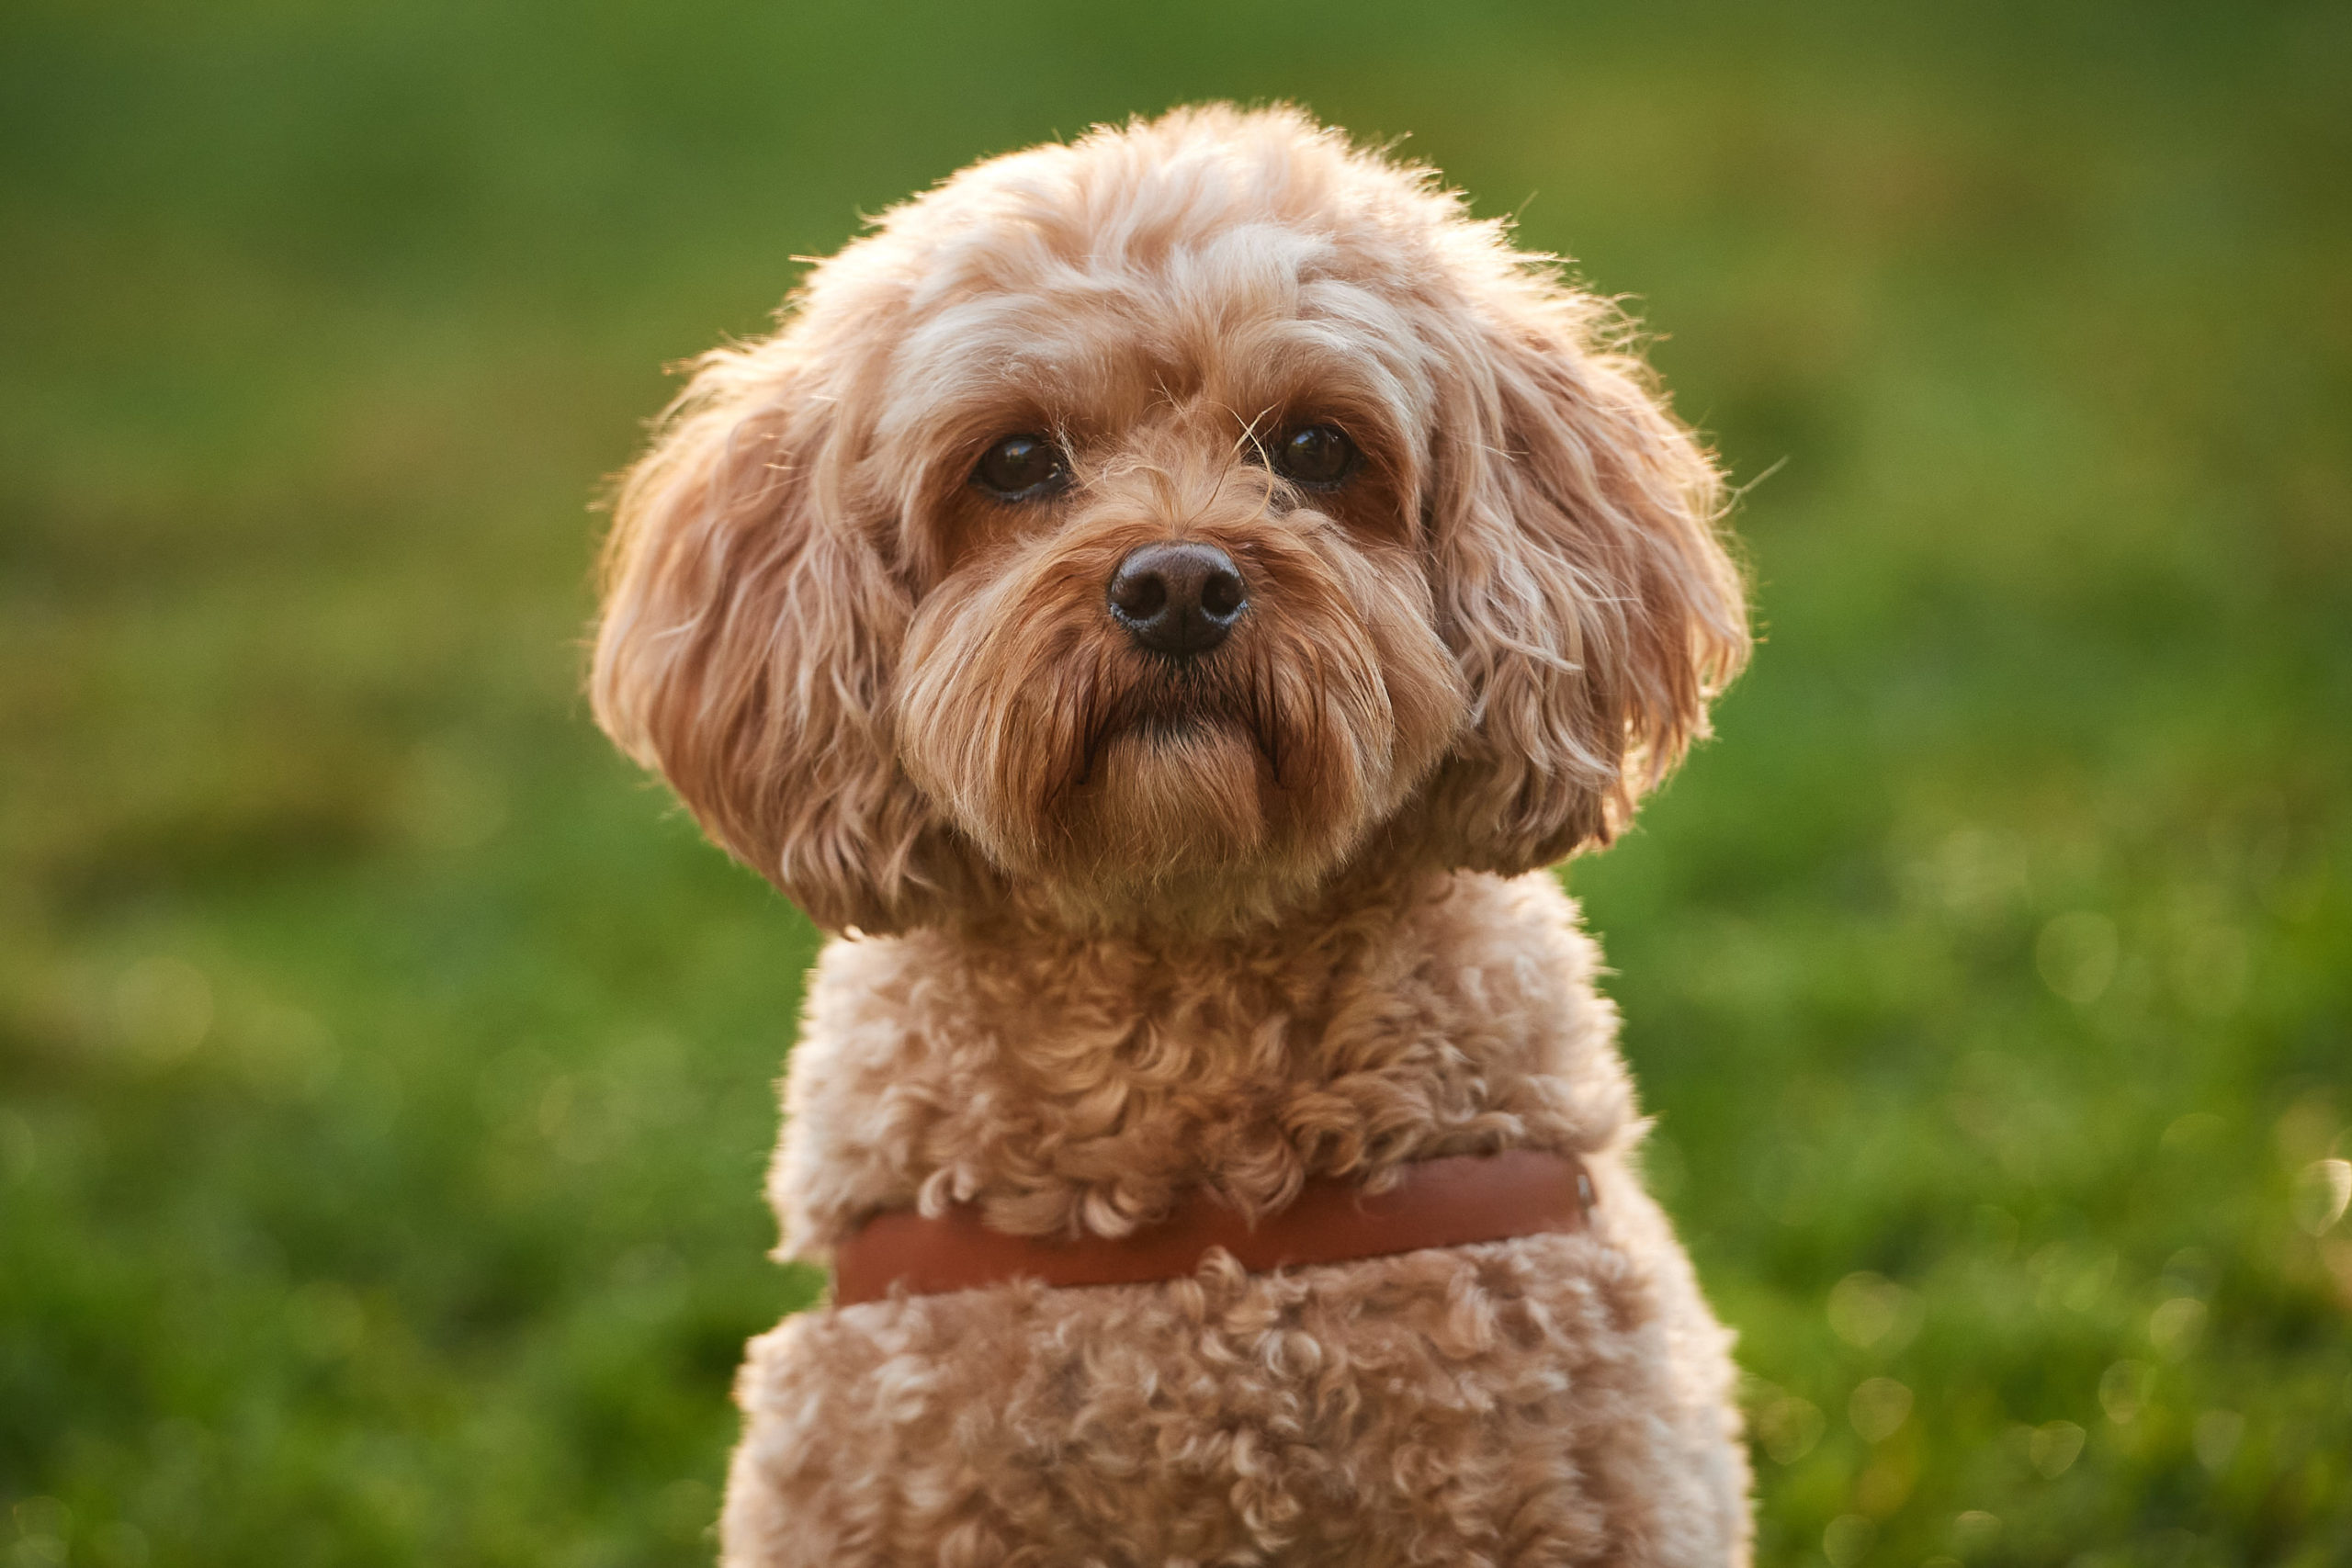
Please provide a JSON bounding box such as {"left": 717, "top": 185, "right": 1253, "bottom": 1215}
{"left": 593, "top": 107, "right": 1747, "bottom": 933}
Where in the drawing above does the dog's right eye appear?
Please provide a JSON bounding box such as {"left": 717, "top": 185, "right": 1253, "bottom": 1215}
{"left": 971, "top": 434, "right": 1069, "bottom": 501}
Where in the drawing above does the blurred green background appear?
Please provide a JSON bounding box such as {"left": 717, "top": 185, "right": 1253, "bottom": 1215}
{"left": 3, "top": 1, "right": 2347, "bottom": 1563}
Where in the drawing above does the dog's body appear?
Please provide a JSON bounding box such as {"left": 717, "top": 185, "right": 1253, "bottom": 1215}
{"left": 733, "top": 870, "right": 1747, "bottom": 1565}
{"left": 594, "top": 107, "right": 1753, "bottom": 1565}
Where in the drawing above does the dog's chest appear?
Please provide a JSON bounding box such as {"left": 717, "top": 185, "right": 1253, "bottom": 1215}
{"left": 728, "top": 1226, "right": 1678, "bottom": 1567}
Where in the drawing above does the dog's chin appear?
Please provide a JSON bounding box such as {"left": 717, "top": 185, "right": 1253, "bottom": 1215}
{"left": 1071, "top": 717, "right": 1376, "bottom": 897}
{"left": 914, "top": 702, "right": 1385, "bottom": 919}
{"left": 1073, "top": 719, "right": 1284, "bottom": 880}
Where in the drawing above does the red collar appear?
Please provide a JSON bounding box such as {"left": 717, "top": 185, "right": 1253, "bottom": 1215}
{"left": 831, "top": 1149, "right": 1597, "bottom": 1305}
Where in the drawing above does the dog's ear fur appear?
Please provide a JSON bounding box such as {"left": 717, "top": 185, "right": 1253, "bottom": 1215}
{"left": 1419, "top": 280, "right": 1749, "bottom": 874}
{"left": 590, "top": 344, "right": 943, "bottom": 933}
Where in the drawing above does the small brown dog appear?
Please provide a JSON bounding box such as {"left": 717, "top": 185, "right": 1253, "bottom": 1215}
{"left": 593, "top": 105, "right": 1752, "bottom": 1567}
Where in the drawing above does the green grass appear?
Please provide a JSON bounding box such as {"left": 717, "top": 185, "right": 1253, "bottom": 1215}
{"left": 3, "top": 2, "right": 2347, "bottom": 1563}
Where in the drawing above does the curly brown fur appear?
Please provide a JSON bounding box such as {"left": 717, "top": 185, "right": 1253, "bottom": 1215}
{"left": 594, "top": 105, "right": 1753, "bottom": 1565}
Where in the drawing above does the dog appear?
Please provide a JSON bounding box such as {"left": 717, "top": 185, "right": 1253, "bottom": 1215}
{"left": 592, "top": 104, "right": 1753, "bottom": 1567}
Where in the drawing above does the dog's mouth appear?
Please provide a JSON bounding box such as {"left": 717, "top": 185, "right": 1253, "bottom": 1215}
{"left": 1069, "top": 658, "right": 1293, "bottom": 795}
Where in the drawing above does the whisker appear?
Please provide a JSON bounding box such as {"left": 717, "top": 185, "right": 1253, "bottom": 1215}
{"left": 1262, "top": 659, "right": 1287, "bottom": 786}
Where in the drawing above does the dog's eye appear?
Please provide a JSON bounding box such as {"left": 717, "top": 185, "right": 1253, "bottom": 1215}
{"left": 1272, "top": 424, "right": 1358, "bottom": 488}
{"left": 972, "top": 434, "right": 1069, "bottom": 501}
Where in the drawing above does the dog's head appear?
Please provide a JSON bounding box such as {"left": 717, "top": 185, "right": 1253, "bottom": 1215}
{"left": 592, "top": 106, "right": 1747, "bottom": 933}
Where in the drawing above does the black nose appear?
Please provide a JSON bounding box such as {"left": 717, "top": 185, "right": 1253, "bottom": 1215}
{"left": 1106, "top": 541, "right": 1247, "bottom": 657}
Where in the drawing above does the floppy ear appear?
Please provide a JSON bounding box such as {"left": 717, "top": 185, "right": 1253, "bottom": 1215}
{"left": 1419, "top": 283, "right": 1749, "bottom": 874}
{"left": 590, "top": 342, "right": 947, "bottom": 933}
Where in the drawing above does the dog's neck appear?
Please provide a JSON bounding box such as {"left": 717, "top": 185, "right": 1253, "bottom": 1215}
{"left": 922, "top": 832, "right": 1454, "bottom": 951}
{"left": 936, "top": 848, "right": 1451, "bottom": 972}
{"left": 767, "top": 867, "right": 1640, "bottom": 1259}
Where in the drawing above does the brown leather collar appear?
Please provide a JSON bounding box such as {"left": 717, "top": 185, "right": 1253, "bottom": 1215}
{"left": 831, "top": 1149, "right": 1595, "bottom": 1306}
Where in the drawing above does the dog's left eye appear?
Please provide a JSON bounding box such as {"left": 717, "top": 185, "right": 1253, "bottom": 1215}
{"left": 1271, "top": 424, "right": 1358, "bottom": 488}
{"left": 972, "top": 434, "right": 1069, "bottom": 501}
